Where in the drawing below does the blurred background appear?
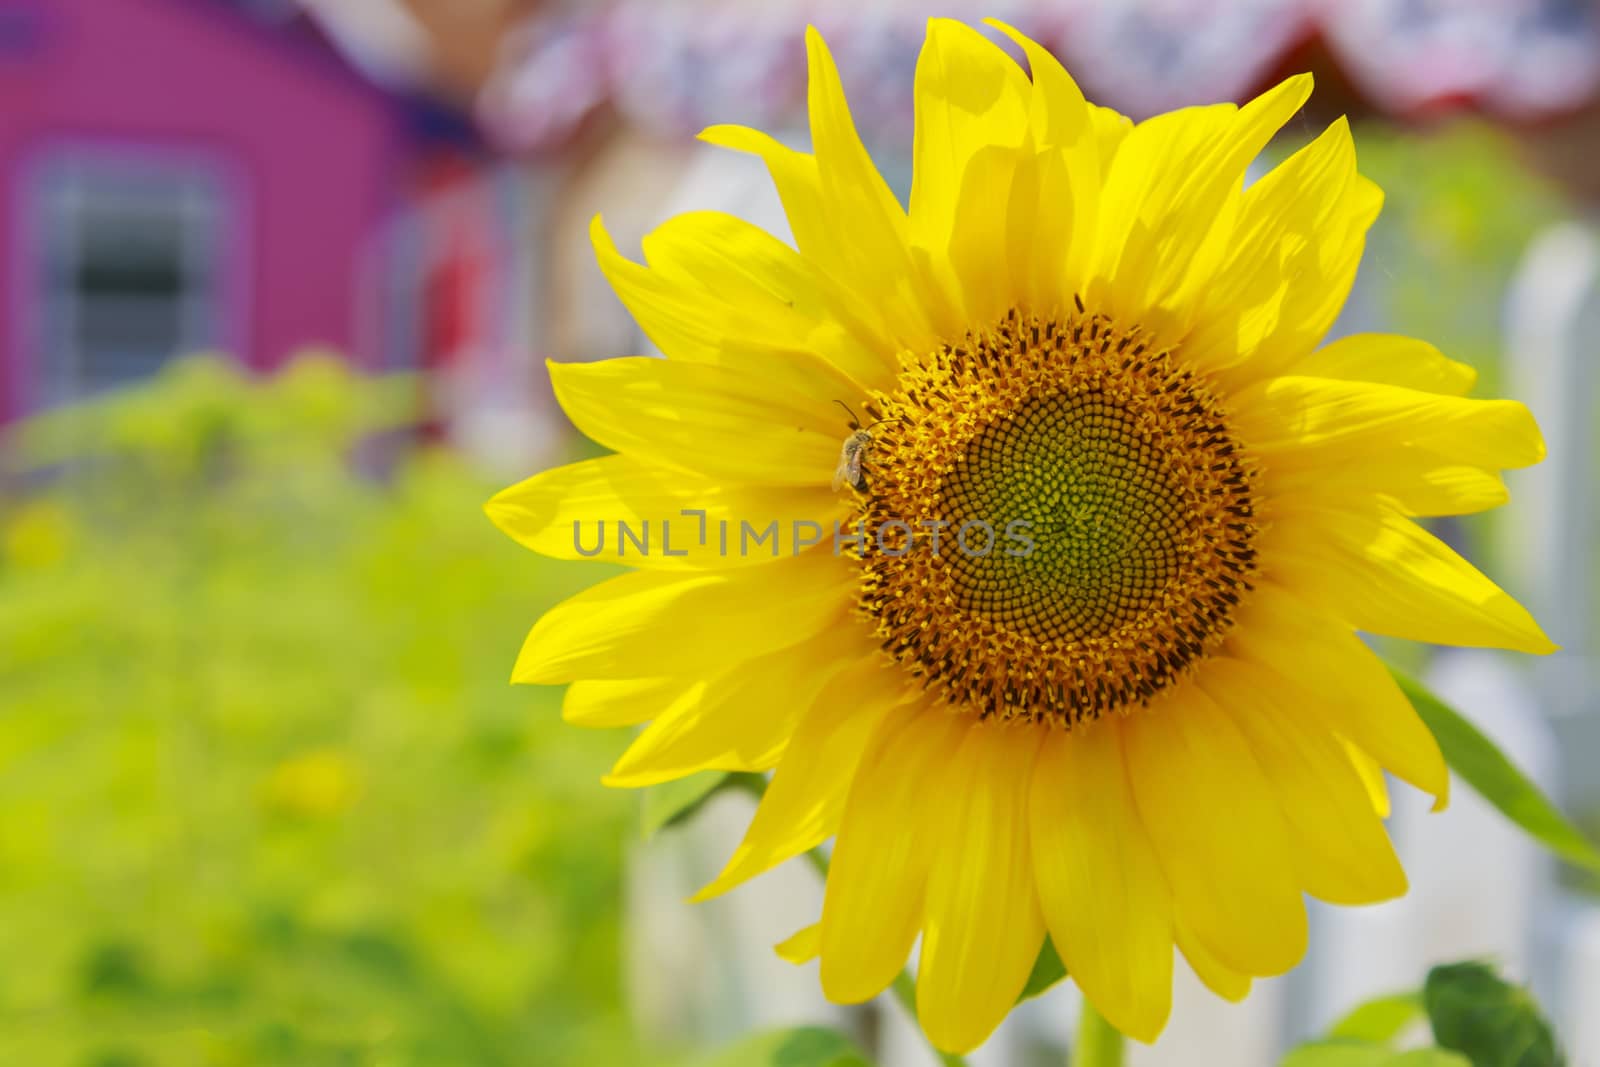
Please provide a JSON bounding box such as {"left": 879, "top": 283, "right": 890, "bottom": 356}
{"left": 1, "top": 1, "right": 1599, "bottom": 1064}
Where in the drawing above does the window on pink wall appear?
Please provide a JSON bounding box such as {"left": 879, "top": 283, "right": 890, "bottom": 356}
{"left": 35, "top": 158, "right": 227, "bottom": 405}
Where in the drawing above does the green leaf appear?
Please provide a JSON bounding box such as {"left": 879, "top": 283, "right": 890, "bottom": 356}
{"left": 698, "top": 1026, "right": 873, "bottom": 1067}
{"left": 1282, "top": 1042, "right": 1469, "bottom": 1067}
{"left": 640, "top": 770, "right": 766, "bottom": 839}
{"left": 640, "top": 771, "right": 730, "bottom": 839}
{"left": 1389, "top": 1053, "right": 1475, "bottom": 1067}
{"left": 1390, "top": 669, "right": 1600, "bottom": 873}
{"left": 1424, "top": 961, "right": 1563, "bottom": 1067}
{"left": 1329, "top": 991, "right": 1426, "bottom": 1044}
{"left": 1018, "top": 937, "right": 1067, "bottom": 1001}
{"left": 1282, "top": 1041, "right": 1399, "bottom": 1067}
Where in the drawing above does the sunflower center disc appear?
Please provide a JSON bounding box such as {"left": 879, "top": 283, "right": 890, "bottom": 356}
{"left": 853, "top": 309, "right": 1258, "bottom": 728}
{"left": 942, "top": 390, "right": 1187, "bottom": 643}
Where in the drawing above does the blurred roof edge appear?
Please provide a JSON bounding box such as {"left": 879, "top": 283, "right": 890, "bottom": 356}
{"left": 174, "top": 0, "right": 485, "bottom": 148}
{"left": 472, "top": 2, "right": 1600, "bottom": 161}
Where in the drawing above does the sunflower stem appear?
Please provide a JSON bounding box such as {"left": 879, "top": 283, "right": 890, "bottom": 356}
{"left": 1073, "top": 997, "right": 1126, "bottom": 1067}
{"left": 803, "top": 849, "right": 970, "bottom": 1067}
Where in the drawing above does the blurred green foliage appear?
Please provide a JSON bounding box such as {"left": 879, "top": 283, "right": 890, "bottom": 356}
{"left": 1424, "top": 962, "right": 1562, "bottom": 1067}
{"left": 1356, "top": 123, "right": 1564, "bottom": 398}
{"left": 0, "top": 356, "right": 658, "bottom": 1067}
{"left": 1281, "top": 959, "right": 1561, "bottom": 1066}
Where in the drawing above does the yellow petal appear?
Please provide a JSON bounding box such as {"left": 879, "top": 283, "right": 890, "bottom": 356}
{"left": 692, "top": 652, "right": 908, "bottom": 900}
{"left": 1257, "top": 169, "right": 1383, "bottom": 378}
{"left": 1184, "top": 118, "right": 1368, "bottom": 379}
{"left": 984, "top": 19, "right": 1092, "bottom": 153}
{"left": 1199, "top": 658, "right": 1407, "bottom": 906}
{"left": 776, "top": 922, "right": 821, "bottom": 965}
{"left": 1298, "top": 333, "right": 1477, "bottom": 396}
{"left": 1234, "top": 375, "right": 1545, "bottom": 474}
{"left": 548, "top": 356, "right": 844, "bottom": 487}
{"left": 1342, "top": 738, "right": 1392, "bottom": 819}
{"left": 563, "top": 677, "right": 686, "bottom": 728}
{"left": 1087, "top": 99, "right": 1231, "bottom": 316}
{"left": 1031, "top": 721, "right": 1173, "bottom": 1043}
{"left": 1260, "top": 339, "right": 1501, "bottom": 516}
{"left": 596, "top": 211, "right": 896, "bottom": 392}
{"left": 909, "top": 18, "right": 1030, "bottom": 258}
{"left": 695, "top": 119, "right": 933, "bottom": 354}
{"left": 1123, "top": 686, "right": 1308, "bottom": 977}
{"left": 589, "top": 215, "right": 728, "bottom": 365}
{"left": 1092, "top": 74, "right": 1314, "bottom": 327}
{"left": 696, "top": 124, "right": 835, "bottom": 282}
{"left": 1271, "top": 449, "right": 1510, "bottom": 518}
{"left": 917, "top": 723, "right": 1047, "bottom": 1055}
{"left": 486, "top": 454, "right": 846, "bottom": 569}
{"left": 1225, "top": 583, "right": 1450, "bottom": 808}
{"left": 604, "top": 619, "right": 870, "bottom": 787}
{"left": 701, "top": 94, "right": 940, "bottom": 355}
{"left": 819, "top": 703, "right": 969, "bottom": 1004}
{"left": 514, "top": 549, "right": 853, "bottom": 684}
{"left": 1089, "top": 103, "right": 1133, "bottom": 167}
{"left": 946, "top": 144, "right": 1038, "bottom": 325}
{"left": 1385, "top": 465, "right": 1508, "bottom": 517}
{"left": 806, "top": 26, "right": 910, "bottom": 247}
{"left": 1267, "top": 500, "right": 1556, "bottom": 654}
{"left": 1224, "top": 173, "right": 1385, "bottom": 390}
{"left": 984, "top": 19, "right": 1103, "bottom": 303}
{"left": 1177, "top": 921, "right": 1252, "bottom": 1002}
{"left": 1021, "top": 146, "right": 1086, "bottom": 312}
{"left": 804, "top": 27, "right": 940, "bottom": 353}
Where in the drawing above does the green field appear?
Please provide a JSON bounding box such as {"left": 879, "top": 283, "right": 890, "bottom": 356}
{"left": 0, "top": 358, "right": 657, "bottom": 1067}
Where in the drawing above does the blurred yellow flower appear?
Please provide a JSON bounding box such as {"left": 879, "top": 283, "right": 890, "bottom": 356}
{"left": 489, "top": 18, "right": 1552, "bottom": 1054}
{"left": 262, "top": 748, "right": 361, "bottom": 818}
{"left": 3, "top": 500, "right": 74, "bottom": 571}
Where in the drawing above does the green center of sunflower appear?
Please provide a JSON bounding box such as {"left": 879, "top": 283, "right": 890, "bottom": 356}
{"left": 849, "top": 308, "right": 1258, "bottom": 728}
{"left": 941, "top": 390, "right": 1187, "bottom": 643}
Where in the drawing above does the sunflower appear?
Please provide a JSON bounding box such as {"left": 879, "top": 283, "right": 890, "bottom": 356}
{"left": 487, "top": 18, "right": 1553, "bottom": 1055}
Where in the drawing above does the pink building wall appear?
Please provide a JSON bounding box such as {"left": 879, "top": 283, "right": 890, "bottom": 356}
{"left": 0, "top": 0, "right": 419, "bottom": 420}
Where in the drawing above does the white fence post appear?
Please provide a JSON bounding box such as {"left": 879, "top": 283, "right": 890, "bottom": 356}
{"left": 1506, "top": 218, "right": 1600, "bottom": 1067}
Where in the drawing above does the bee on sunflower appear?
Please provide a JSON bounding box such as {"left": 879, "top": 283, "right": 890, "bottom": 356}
{"left": 487, "top": 17, "right": 1553, "bottom": 1057}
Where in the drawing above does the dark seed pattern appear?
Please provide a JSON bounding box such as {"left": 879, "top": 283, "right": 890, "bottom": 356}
{"left": 852, "top": 308, "right": 1259, "bottom": 728}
